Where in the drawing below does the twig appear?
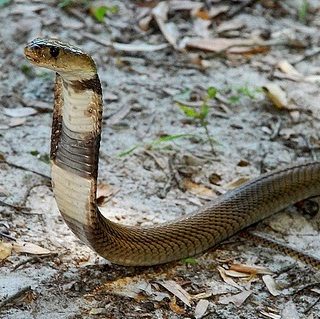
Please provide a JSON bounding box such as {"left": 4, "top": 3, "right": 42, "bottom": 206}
{"left": 0, "top": 286, "right": 32, "bottom": 309}
{"left": 1, "top": 160, "right": 50, "bottom": 181}
{"left": 291, "top": 47, "right": 320, "bottom": 65}
{"left": 0, "top": 231, "right": 16, "bottom": 241}
{"left": 304, "top": 296, "right": 320, "bottom": 315}
{"left": 0, "top": 200, "right": 31, "bottom": 213}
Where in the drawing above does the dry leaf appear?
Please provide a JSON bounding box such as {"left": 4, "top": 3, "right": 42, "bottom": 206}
{"left": 12, "top": 241, "right": 51, "bottom": 255}
{"left": 194, "top": 299, "right": 209, "bottom": 318}
{"left": 191, "top": 291, "right": 212, "bottom": 300}
{"left": 138, "top": 14, "right": 152, "bottom": 31}
{"left": 112, "top": 42, "right": 168, "bottom": 52}
{"left": 209, "top": 5, "right": 230, "bottom": 18}
{"left": 97, "top": 183, "right": 117, "bottom": 206}
{"left": 217, "top": 266, "right": 243, "bottom": 290}
{"left": 184, "top": 37, "right": 255, "bottom": 52}
{"left": 230, "top": 263, "right": 273, "bottom": 275}
{"left": 183, "top": 179, "right": 215, "bottom": 199}
{"left": 262, "top": 83, "right": 288, "bottom": 109}
{"left": 169, "top": 1, "right": 203, "bottom": 12}
{"left": 193, "top": 18, "right": 211, "bottom": 37}
{"left": 224, "top": 176, "right": 250, "bottom": 190}
{"left": 102, "top": 277, "right": 151, "bottom": 299}
{"left": 158, "top": 280, "right": 191, "bottom": 307}
{"left": 262, "top": 275, "right": 281, "bottom": 296}
{"left": 277, "top": 60, "right": 302, "bottom": 77}
{"left": 260, "top": 310, "right": 281, "bottom": 319}
{"left": 218, "top": 290, "right": 252, "bottom": 307}
{"left": 3, "top": 107, "right": 37, "bottom": 118}
{"left": 9, "top": 118, "right": 26, "bottom": 127}
{"left": 0, "top": 242, "right": 12, "bottom": 260}
{"left": 224, "top": 270, "right": 251, "bottom": 278}
{"left": 217, "top": 20, "right": 245, "bottom": 33}
{"left": 169, "top": 296, "right": 185, "bottom": 314}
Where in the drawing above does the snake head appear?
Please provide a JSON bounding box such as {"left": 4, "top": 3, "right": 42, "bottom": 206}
{"left": 24, "top": 38, "right": 97, "bottom": 81}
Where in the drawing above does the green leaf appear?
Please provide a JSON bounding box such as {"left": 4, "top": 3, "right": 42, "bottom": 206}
{"left": 91, "top": 5, "right": 119, "bottom": 22}
{"left": 58, "top": 0, "right": 73, "bottom": 8}
{"left": 298, "top": 0, "right": 309, "bottom": 23}
{"left": 39, "top": 153, "right": 50, "bottom": 164}
{"left": 199, "top": 103, "right": 209, "bottom": 120}
{"left": 0, "top": 0, "right": 11, "bottom": 7}
{"left": 228, "top": 95, "right": 241, "bottom": 104}
{"left": 178, "top": 104, "right": 199, "bottom": 118}
{"left": 182, "top": 257, "right": 198, "bottom": 265}
{"left": 117, "top": 145, "right": 139, "bottom": 157}
{"left": 207, "top": 86, "right": 218, "bottom": 99}
{"left": 30, "top": 150, "right": 39, "bottom": 156}
{"left": 151, "top": 134, "right": 193, "bottom": 146}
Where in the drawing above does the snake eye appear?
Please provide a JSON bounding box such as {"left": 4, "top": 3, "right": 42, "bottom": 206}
{"left": 50, "top": 47, "right": 60, "bottom": 58}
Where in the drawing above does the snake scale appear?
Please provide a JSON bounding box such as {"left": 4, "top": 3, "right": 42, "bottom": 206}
{"left": 24, "top": 38, "right": 320, "bottom": 267}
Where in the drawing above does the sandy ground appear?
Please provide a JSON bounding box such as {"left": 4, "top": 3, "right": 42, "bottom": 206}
{"left": 1, "top": 0, "right": 320, "bottom": 318}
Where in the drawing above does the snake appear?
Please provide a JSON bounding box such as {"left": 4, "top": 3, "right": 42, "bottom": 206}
{"left": 23, "top": 38, "right": 320, "bottom": 267}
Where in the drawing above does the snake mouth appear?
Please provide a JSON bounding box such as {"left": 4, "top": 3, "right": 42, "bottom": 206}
{"left": 24, "top": 48, "right": 40, "bottom": 64}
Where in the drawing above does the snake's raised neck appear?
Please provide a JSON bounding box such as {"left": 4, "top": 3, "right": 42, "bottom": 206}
{"left": 24, "top": 38, "right": 320, "bottom": 267}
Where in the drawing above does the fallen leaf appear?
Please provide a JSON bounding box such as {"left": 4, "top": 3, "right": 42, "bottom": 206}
{"left": 169, "top": 1, "right": 203, "bottom": 12}
{"left": 101, "top": 277, "right": 151, "bottom": 299}
{"left": 262, "top": 83, "right": 288, "bottom": 109}
{"left": 97, "top": 183, "right": 116, "bottom": 206}
{"left": 209, "top": 5, "right": 230, "bottom": 18}
{"left": 152, "top": 2, "right": 179, "bottom": 48}
{"left": 217, "top": 20, "right": 245, "bottom": 34}
{"left": 262, "top": 275, "right": 281, "bottom": 296}
{"left": 230, "top": 263, "right": 273, "bottom": 275}
{"left": 224, "top": 176, "right": 250, "bottom": 190}
{"left": 184, "top": 37, "right": 256, "bottom": 52}
{"left": 277, "top": 60, "right": 302, "bottom": 78}
{"left": 138, "top": 14, "right": 153, "bottom": 31}
{"left": 194, "top": 299, "right": 209, "bottom": 318}
{"left": 9, "top": 118, "right": 26, "bottom": 127}
{"left": 218, "top": 290, "right": 252, "bottom": 307}
{"left": 217, "top": 266, "right": 243, "bottom": 290}
{"left": 0, "top": 242, "right": 12, "bottom": 260}
{"left": 3, "top": 107, "right": 37, "bottom": 118}
{"left": 183, "top": 179, "right": 215, "bottom": 199}
{"left": 260, "top": 310, "right": 281, "bottom": 319}
{"left": 169, "top": 296, "right": 185, "bottom": 314}
{"left": 112, "top": 42, "right": 168, "bottom": 52}
{"left": 158, "top": 280, "right": 191, "bottom": 307}
{"left": 12, "top": 241, "right": 51, "bottom": 255}
{"left": 224, "top": 270, "right": 251, "bottom": 278}
{"left": 193, "top": 18, "right": 211, "bottom": 37}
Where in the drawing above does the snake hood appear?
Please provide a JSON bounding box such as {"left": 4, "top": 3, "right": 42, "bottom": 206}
{"left": 24, "top": 38, "right": 97, "bottom": 81}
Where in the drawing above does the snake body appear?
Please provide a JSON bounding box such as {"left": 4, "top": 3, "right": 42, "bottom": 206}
{"left": 24, "top": 38, "right": 320, "bottom": 266}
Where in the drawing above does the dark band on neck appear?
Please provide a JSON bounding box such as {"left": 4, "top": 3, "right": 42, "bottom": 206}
{"left": 70, "top": 74, "right": 102, "bottom": 95}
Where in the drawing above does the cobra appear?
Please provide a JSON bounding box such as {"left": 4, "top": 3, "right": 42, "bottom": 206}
{"left": 24, "top": 38, "right": 320, "bottom": 266}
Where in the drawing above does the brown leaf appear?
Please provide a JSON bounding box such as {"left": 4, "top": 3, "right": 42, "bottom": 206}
{"left": 169, "top": 296, "right": 185, "bottom": 314}
{"left": 0, "top": 242, "right": 12, "bottom": 260}
{"left": 158, "top": 280, "right": 191, "bottom": 307}
{"left": 230, "top": 263, "right": 273, "bottom": 275}
{"left": 183, "top": 179, "right": 215, "bottom": 199}
{"left": 96, "top": 183, "right": 117, "bottom": 206}
{"left": 217, "top": 266, "right": 243, "bottom": 290}
{"left": 217, "top": 20, "right": 245, "bottom": 34}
